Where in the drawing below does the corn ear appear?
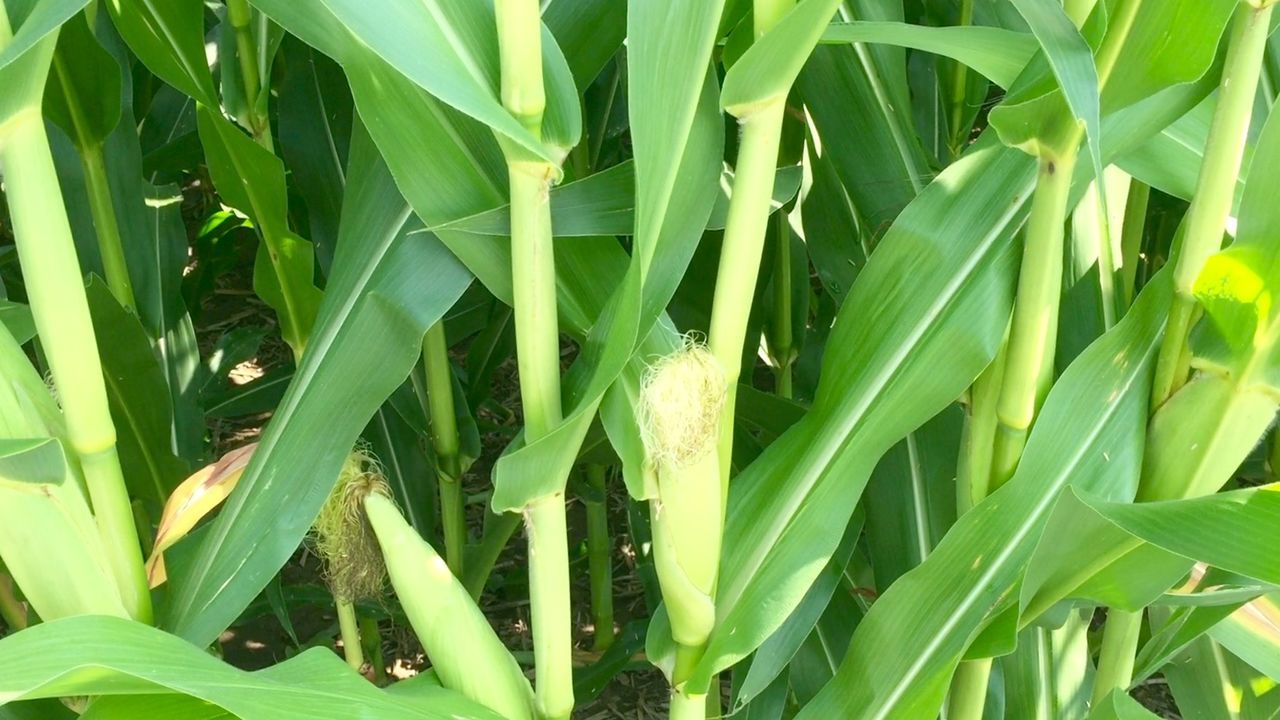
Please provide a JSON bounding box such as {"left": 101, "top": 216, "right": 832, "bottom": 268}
{"left": 650, "top": 450, "right": 720, "bottom": 646}
{"left": 364, "top": 493, "right": 536, "bottom": 720}
{"left": 640, "top": 343, "right": 726, "bottom": 647}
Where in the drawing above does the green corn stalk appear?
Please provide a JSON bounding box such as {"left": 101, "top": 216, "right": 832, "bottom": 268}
{"left": 1093, "top": 1, "right": 1277, "bottom": 701}
{"left": 420, "top": 320, "right": 466, "bottom": 577}
{"left": 0, "top": 2, "right": 150, "bottom": 623}
{"left": 365, "top": 492, "right": 536, "bottom": 720}
{"left": 1150, "top": 1, "right": 1276, "bottom": 411}
{"left": 956, "top": 0, "right": 1153, "bottom": 711}
{"left": 947, "top": 0, "right": 975, "bottom": 159}
{"left": 584, "top": 464, "right": 614, "bottom": 652}
{"left": 495, "top": 1, "right": 574, "bottom": 716}
{"left": 226, "top": 0, "right": 272, "bottom": 150}
{"left": 47, "top": 23, "right": 136, "bottom": 312}
{"left": 767, "top": 210, "right": 795, "bottom": 399}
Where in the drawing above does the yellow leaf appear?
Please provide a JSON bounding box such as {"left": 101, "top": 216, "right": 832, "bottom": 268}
{"left": 146, "top": 443, "right": 256, "bottom": 587}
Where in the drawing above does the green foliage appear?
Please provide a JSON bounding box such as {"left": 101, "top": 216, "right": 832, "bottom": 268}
{"left": 0, "top": 1, "right": 1278, "bottom": 719}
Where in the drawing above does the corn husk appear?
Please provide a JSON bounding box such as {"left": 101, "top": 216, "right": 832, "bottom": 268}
{"left": 640, "top": 342, "right": 726, "bottom": 647}
{"left": 365, "top": 493, "right": 536, "bottom": 720}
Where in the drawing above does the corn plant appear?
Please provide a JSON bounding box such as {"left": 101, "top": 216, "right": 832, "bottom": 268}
{"left": 1, "top": 0, "right": 1279, "bottom": 719}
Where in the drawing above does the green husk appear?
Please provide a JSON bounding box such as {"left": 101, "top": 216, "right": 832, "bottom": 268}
{"left": 641, "top": 342, "right": 726, "bottom": 647}
{"left": 364, "top": 493, "right": 536, "bottom": 720}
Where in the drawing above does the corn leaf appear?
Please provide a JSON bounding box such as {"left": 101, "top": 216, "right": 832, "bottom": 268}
{"left": 820, "top": 21, "right": 1037, "bottom": 89}
{"left": 734, "top": 510, "right": 863, "bottom": 707}
{"left": 0, "top": 616, "right": 502, "bottom": 719}
{"left": 542, "top": 0, "right": 625, "bottom": 90}
{"left": 103, "top": 0, "right": 217, "bottom": 106}
{"left": 268, "top": 0, "right": 580, "bottom": 162}
{"left": 163, "top": 123, "right": 472, "bottom": 645}
{"left": 83, "top": 695, "right": 235, "bottom": 719}
{"left": 1210, "top": 594, "right": 1280, "bottom": 682}
{"left": 1117, "top": 95, "right": 1247, "bottom": 208}
{"left": 277, "top": 38, "right": 352, "bottom": 273}
{"left": 1022, "top": 490, "right": 1191, "bottom": 616}
{"left": 0, "top": 437, "right": 129, "bottom": 619}
{"left": 1082, "top": 486, "right": 1280, "bottom": 587}
{"left": 196, "top": 108, "right": 323, "bottom": 357}
{"left": 43, "top": 13, "right": 120, "bottom": 149}
{"left": 1098, "top": 0, "right": 1240, "bottom": 114}
{"left": 793, "top": 274, "right": 1171, "bottom": 719}
{"left": 797, "top": 38, "right": 932, "bottom": 241}
{"left": 0, "top": 0, "right": 76, "bottom": 131}
{"left": 0, "top": 302, "right": 34, "bottom": 344}
{"left": 1162, "top": 635, "right": 1280, "bottom": 718}
{"left": 721, "top": 0, "right": 842, "bottom": 117}
{"left": 86, "top": 277, "right": 189, "bottom": 505}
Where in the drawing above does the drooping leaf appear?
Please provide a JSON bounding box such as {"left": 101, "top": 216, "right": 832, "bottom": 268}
{"left": 820, "top": 21, "right": 1036, "bottom": 88}
{"left": 0, "top": 616, "right": 501, "bottom": 719}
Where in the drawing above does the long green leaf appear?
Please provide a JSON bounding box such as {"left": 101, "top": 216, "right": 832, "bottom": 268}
{"left": 820, "top": 21, "right": 1036, "bottom": 88}
{"left": 0, "top": 616, "right": 500, "bottom": 719}
{"left": 86, "top": 278, "right": 188, "bottom": 505}
{"left": 163, "top": 123, "right": 472, "bottom": 645}
{"left": 196, "top": 108, "right": 323, "bottom": 357}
